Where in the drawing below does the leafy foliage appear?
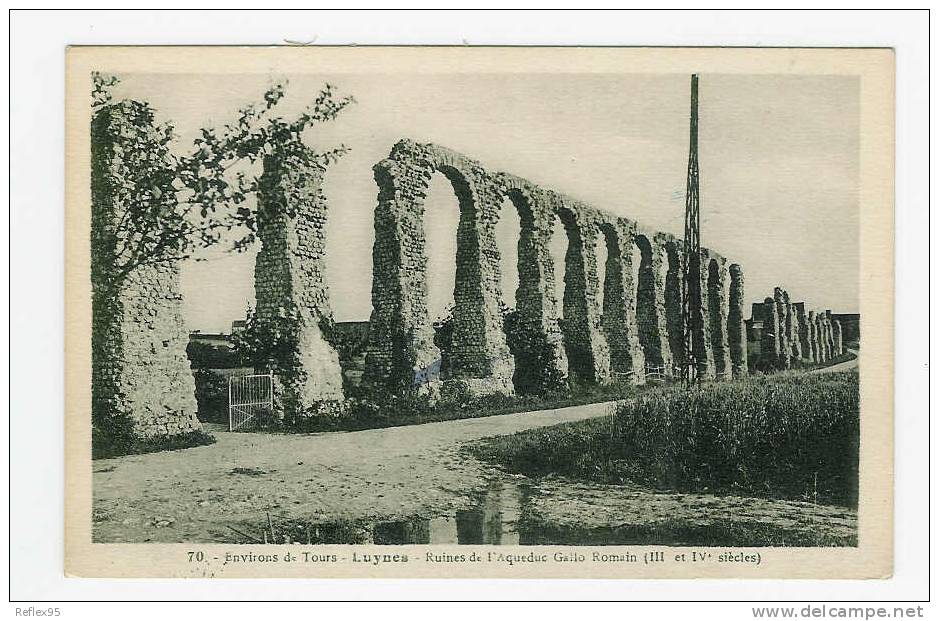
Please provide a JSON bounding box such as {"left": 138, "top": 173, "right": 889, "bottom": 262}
{"left": 186, "top": 339, "right": 244, "bottom": 369}
{"left": 502, "top": 306, "right": 568, "bottom": 395}
{"left": 90, "top": 72, "right": 355, "bottom": 293}
{"left": 230, "top": 305, "right": 301, "bottom": 372}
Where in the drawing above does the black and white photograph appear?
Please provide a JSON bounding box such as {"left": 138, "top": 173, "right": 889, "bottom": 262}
{"left": 60, "top": 44, "right": 895, "bottom": 580}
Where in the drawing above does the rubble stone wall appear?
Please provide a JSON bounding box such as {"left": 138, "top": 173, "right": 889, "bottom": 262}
{"left": 254, "top": 154, "right": 345, "bottom": 418}
{"left": 90, "top": 102, "right": 200, "bottom": 438}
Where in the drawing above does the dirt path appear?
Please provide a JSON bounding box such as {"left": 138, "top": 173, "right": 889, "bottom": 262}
{"left": 809, "top": 349, "right": 859, "bottom": 374}
{"left": 93, "top": 400, "right": 617, "bottom": 543}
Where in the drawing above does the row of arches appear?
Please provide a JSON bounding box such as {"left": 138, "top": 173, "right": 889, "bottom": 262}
{"left": 363, "top": 140, "right": 747, "bottom": 397}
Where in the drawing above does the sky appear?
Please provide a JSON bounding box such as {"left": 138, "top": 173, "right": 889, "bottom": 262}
{"left": 111, "top": 72, "right": 859, "bottom": 333}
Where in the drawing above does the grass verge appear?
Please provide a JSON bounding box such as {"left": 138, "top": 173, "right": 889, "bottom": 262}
{"left": 281, "top": 380, "right": 647, "bottom": 433}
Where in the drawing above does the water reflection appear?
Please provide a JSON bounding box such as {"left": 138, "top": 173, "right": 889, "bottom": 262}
{"left": 248, "top": 476, "right": 858, "bottom": 547}
{"left": 373, "top": 479, "right": 526, "bottom": 545}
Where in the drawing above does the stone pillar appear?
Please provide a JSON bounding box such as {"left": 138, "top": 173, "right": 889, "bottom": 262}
{"left": 497, "top": 178, "right": 569, "bottom": 393}
{"left": 704, "top": 250, "right": 731, "bottom": 380}
{"left": 598, "top": 217, "right": 645, "bottom": 383}
{"left": 691, "top": 250, "right": 716, "bottom": 379}
{"left": 255, "top": 154, "right": 344, "bottom": 418}
{"left": 91, "top": 101, "right": 200, "bottom": 439}
{"left": 727, "top": 263, "right": 748, "bottom": 378}
{"left": 760, "top": 297, "right": 781, "bottom": 371}
{"left": 782, "top": 291, "right": 801, "bottom": 364}
{"left": 807, "top": 310, "right": 819, "bottom": 363}
{"left": 364, "top": 156, "right": 439, "bottom": 393}
{"left": 773, "top": 288, "right": 791, "bottom": 370}
{"left": 816, "top": 314, "right": 829, "bottom": 362}
{"left": 824, "top": 311, "right": 837, "bottom": 359}
{"left": 794, "top": 302, "right": 811, "bottom": 363}
{"left": 552, "top": 197, "right": 611, "bottom": 385}
{"left": 662, "top": 236, "right": 686, "bottom": 372}
{"left": 833, "top": 320, "right": 844, "bottom": 356}
{"left": 648, "top": 232, "right": 676, "bottom": 376}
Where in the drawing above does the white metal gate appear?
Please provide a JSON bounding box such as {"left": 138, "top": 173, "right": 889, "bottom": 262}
{"left": 228, "top": 373, "right": 274, "bottom": 431}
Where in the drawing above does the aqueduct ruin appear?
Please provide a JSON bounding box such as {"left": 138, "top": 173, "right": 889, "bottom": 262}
{"left": 93, "top": 133, "right": 770, "bottom": 432}
{"left": 755, "top": 288, "right": 845, "bottom": 371}
{"left": 358, "top": 140, "right": 748, "bottom": 400}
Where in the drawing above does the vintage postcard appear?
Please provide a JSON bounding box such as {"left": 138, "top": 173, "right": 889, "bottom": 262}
{"left": 65, "top": 46, "right": 894, "bottom": 579}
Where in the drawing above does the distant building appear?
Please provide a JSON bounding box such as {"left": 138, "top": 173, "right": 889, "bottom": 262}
{"left": 188, "top": 332, "right": 231, "bottom": 347}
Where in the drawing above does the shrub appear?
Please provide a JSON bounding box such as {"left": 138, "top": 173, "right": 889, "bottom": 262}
{"left": 93, "top": 424, "right": 216, "bottom": 460}
{"left": 192, "top": 368, "right": 232, "bottom": 423}
{"left": 187, "top": 339, "right": 244, "bottom": 369}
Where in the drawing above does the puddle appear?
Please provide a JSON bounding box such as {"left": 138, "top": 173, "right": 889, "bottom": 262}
{"left": 229, "top": 478, "right": 858, "bottom": 546}
{"left": 238, "top": 479, "right": 532, "bottom": 545}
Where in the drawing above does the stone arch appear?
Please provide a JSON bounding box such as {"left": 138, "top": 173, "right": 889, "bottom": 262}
{"left": 598, "top": 220, "right": 643, "bottom": 381}
{"left": 499, "top": 186, "right": 535, "bottom": 312}
{"left": 493, "top": 176, "right": 569, "bottom": 394}
{"left": 364, "top": 140, "right": 513, "bottom": 397}
{"left": 494, "top": 189, "right": 524, "bottom": 310}
{"left": 432, "top": 163, "right": 486, "bottom": 379}
{"left": 551, "top": 200, "right": 610, "bottom": 385}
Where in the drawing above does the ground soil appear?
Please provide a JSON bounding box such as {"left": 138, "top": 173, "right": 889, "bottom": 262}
{"left": 93, "top": 380, "right": 857, "bottom": 544}
{"left": 93, "top": 401, "right": 613, "bottom": 542}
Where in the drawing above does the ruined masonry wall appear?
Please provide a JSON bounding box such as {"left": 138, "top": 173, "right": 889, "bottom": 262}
{"left": 760, "top": 288, "right": 849, "bottom": 368}
{"left": 255, "top": 154, "right": 344, "bottom": 417}
{"left": 90, "top": 102, "right": 199, "bottom": 438}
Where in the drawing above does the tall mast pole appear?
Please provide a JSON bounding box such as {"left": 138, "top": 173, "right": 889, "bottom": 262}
{"left": 681, "top": 74, "right": 701, "bottom": 384}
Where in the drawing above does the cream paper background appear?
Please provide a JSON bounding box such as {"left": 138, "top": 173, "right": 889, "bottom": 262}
{"left": 64, "top": 46, "right": 894, "bottom": 579}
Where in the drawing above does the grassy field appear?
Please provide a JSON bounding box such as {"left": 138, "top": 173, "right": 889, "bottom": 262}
{"left": 470, "top": 371, "right": 860, "bottom": 508}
